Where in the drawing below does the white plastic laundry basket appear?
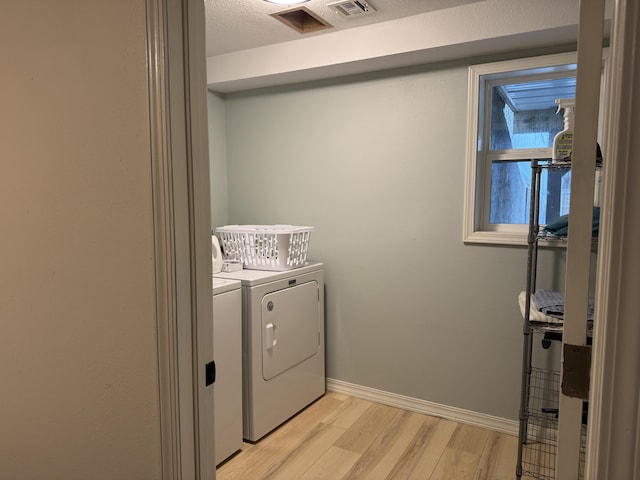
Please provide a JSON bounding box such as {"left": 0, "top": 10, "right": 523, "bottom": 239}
{"left": 215, "top": 225, "right": 314, "bottom": 271}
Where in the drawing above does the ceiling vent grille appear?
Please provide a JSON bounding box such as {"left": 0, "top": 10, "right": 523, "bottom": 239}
{"left": 327, "top": 0, "right": 376, "bottom": 17}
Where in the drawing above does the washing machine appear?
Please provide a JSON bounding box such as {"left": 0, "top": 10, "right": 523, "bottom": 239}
{"left": 214, "top": 262, "right": 325, "bottom": 442}
{"left": 211, "top": 277, "right": 242, "bottom": 465}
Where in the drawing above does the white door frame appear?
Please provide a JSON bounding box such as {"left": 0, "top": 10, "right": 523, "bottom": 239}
{"left": 556, "top": 0, "right": 605, "bottom": 476}
{"left": 147, "top": 0, "right": 215, "bottom": 478}
{"left": 586, "top": 0, "right": 640, "bottom": 478}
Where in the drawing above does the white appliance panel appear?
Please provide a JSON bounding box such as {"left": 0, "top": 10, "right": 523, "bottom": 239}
{"left": 212, "top": 280, "right": 242, "bottom": 466}
{"left": 262, "top": 281, "right": 319, "bottom": 381}
{"left": 214, "top": 264, "right": 325, "bottom": 442}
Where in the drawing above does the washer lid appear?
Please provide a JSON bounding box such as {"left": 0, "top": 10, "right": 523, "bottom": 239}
{"left": 212, "top": 277, "right": 241, "bottom": 295}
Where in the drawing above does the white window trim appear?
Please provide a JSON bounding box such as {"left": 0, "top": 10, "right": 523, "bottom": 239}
{"left": 463, "top": 52, "right": 580, "bottom": 246}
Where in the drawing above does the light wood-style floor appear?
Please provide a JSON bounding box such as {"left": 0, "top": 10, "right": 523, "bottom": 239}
{"left": 216, "top": 392, "right": 519, "bottom": 480}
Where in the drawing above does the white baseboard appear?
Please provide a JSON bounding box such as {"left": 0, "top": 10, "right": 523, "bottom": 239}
{"left": 325, "top": 378, "right": 519, "bottom": 436}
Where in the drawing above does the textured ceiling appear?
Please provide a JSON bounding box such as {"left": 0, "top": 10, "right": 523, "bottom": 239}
{"left": 205, "top": 0, "right": 484, "bottom": 57}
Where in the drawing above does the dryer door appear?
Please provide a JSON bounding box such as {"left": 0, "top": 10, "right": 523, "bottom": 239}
{"left": 262, "top": 280, "right": 319, "bottom": 381}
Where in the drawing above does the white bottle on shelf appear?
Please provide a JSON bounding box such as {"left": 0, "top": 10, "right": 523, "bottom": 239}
{"left": 552, "top": 98, "right": 575, "bottom": 163}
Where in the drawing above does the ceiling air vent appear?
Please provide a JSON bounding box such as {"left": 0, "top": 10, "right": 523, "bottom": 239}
{"left": 271, "top": 6, "right": 333, "bottom": 34}
{"left": 327, "top": 0, "right": 375, "bottom": 17}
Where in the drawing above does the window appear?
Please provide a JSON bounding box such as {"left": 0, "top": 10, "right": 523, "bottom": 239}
{"left": 463, "top": 52, "right": 605, "bottom": 245}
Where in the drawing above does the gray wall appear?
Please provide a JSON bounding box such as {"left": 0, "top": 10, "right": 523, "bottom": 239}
{"left": 210, "top": 59, "right": 568, "bottom": 421}
{"left": 1, "top": 1, "right": 161, "bottom": 478}
{"left": 208, "top": 90, "right": 229, "bottom": 228}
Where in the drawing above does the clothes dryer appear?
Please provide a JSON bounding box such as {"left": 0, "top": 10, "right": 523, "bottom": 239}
{"left": 214, "top": 263, "right": 325, "bottom": 442}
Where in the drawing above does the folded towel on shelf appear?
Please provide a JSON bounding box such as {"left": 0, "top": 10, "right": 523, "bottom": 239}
{"left": 542, "top": 206, "right": 600, "bottom": 238}
{"left": 517, "top": 290, "right": 595, "bottom": 336}
{"left": 534, "top": 289, "right": 595, "bottom": 321}
{"left": 533, "top": 290, "right": 566, "bottom": 318}
{"left": 518, "top": 291, "right": 564, "bottom": 331}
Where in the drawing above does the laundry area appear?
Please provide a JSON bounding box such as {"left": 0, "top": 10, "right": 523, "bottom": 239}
{"left": 211, "top": 225, "right": 325, "bottom": 453}
{"left": 204, "top": 0, "right": 610, "bottom": 477}
{"left": 207, "top": 59, "right": 525, "bottom": 432}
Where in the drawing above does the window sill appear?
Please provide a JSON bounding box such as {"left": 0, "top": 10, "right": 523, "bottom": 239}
{"left": 463, "top": 230, "right": 528, "bottom": 246}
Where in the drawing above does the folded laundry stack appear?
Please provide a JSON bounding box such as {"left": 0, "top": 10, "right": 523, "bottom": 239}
{"left": 518, "top": 291, "right": 563, "bottom": 331}
{"left": 517, "top": 289, "right": 594, "bottom": 335}
{"left": 542, "top": 206, "right": 600, "bottom": 238}
{"left": 533, "top": 289, "right": 595, "bottom": 321}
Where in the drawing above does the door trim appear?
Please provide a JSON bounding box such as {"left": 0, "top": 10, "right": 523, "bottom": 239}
{"left": 587, "top": 0, "right": 640, "bottom": 477}
{"left": 147, "top": 0, "right": 187, "bottom": 477}
{"left": 147, "top": 0, "right": 214, "bottom": 478}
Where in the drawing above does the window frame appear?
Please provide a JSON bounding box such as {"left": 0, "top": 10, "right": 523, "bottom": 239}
{"left": 463, "top": 52, "right": 583, "bottom": 245}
